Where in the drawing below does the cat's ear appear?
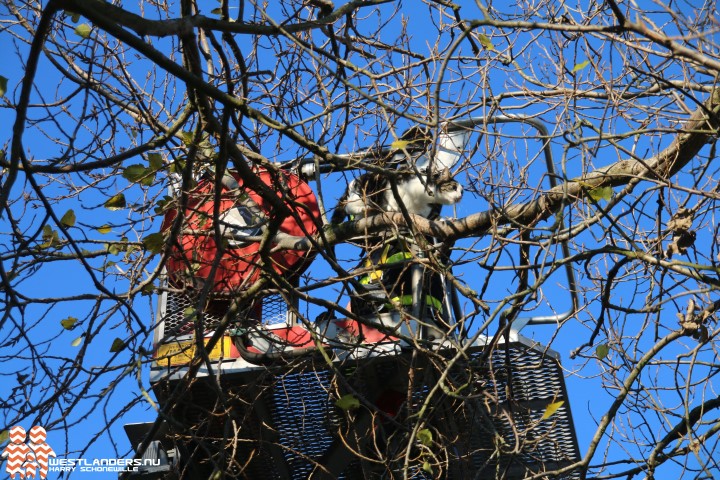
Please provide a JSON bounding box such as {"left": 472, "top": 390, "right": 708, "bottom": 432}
{"left": 438, "top": 167, "right": 452, "bottom": 182}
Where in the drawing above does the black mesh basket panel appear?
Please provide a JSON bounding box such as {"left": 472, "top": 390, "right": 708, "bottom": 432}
{"left": 153, "top": 341, "right": 580, "bottom": 479}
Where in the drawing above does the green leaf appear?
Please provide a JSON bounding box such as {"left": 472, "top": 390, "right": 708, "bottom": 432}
{"left": 61, "top": 317, "right": 78, "bottom": 330}
{"left": 390, "top": 139, "right": 410, "bottom": 150}
{"left": 147, "top": 152, "right": 164, "bottom": 171}
{"left": 478, "top": 33, "right": 494, "bottom": 51}
{"left": 422, "top": 461, "right": 433, "bottom": 474}
{"left": 154, "top": 196, "right": 174, "bottom": 215}
{"left": 541, "top": 400, "right": 565, "bottom": 420}
{"left": 0, "top": 75, "right": 7, "bottom": 98}
{"left": 417, "top": 428, "right": 433, "bottom": 447}
{"left": 589, "top": 185, "right": 612, "bottom": 202}
{"left": 179, "top": 131, "right": 194, "bottom": 146}
{"left": 122, "top": 164, "right": 146, "bottom": 181}
{"left": 65, "top": 11, "right": 81, "bottom": 22}
{"left": 75, "top": 23, "right": 92, "bottom": 38}
{"left": 183, "top": 307, "right": 197, "bottom": 320}
{"left": 97, "top": 224, "right": 112, "bottom": 234}
{"left": 107, "top": 243, "right": 121, "bottom": 255}
{"left": 141, "top": 283, "right": 155, "bottom": 296}
{"left": 122, "top": 164, "right": 151, "bottom": 183}
{"left": 143, "top": 232, "right": 165, "bottom": 255}
{"left": 60, "top": 209, "right": 76, "bottom": 227}
{"left": 596, "top": 343, "right": 610, "bottom": 360}
{"left": 0, "top": 430, "right": 9, "bottom": 445}
{"left": 104, "top": 193, "right": 126, "bottom": 211}
{"left": 41, "top": 225, "right": 59, "bottom": 248}
{"left": 571, "top": 60, "right": 590, "bottom": 73}
{"left": 42, "top": 224, "right": 54, "bottom": 241}
{"left": 335, "top": 394, "right": 360, "bottom": 411}
{"left": 71, "top": 335, "right": 84, "bottom": 347}
{"left": 110, "top": 338, "right": 126, "bottom": 353}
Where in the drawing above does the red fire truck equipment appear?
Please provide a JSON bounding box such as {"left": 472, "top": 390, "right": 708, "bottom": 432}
{"left": 162, "top": 168, "right": 320, "bottom": 293}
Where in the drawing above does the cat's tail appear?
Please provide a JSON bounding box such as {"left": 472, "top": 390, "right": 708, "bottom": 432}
{"left": 330, "top": 188, "right": 349, "bottom": 225}
{"left": 329, "top": 205, "right": 347, "bottom": 225}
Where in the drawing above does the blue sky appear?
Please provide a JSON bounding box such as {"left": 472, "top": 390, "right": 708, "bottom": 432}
{"left": 1, "top": 1, "right": 719, "bottom": 478}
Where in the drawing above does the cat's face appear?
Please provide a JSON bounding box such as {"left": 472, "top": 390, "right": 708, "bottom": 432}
{"left": 430, "top": 168, "right": 463, "bottom": 205}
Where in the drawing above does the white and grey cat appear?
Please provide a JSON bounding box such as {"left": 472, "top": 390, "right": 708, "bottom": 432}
{"left": 332, "top": 168, "right": 463, "bottom": 223}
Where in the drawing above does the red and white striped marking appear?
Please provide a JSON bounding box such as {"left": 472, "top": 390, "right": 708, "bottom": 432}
{"left": 2, "top": 427, "right": 30, "bottom": 479}
{"left": 28, "top": 426, "right": 55, "bottom": 480}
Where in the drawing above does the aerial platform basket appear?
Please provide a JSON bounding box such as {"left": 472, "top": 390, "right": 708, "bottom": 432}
{"left": 126, "top": 290, "right": 581, "bottom": 480}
